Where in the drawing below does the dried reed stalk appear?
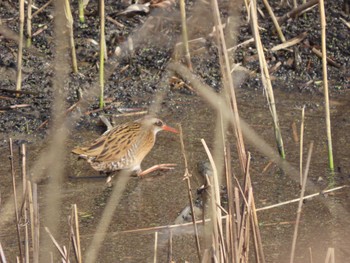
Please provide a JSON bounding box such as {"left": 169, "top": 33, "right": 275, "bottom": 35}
{"left": 20, "top": 144, "right": 30, "bottom": 262}
{"left": 31, "top": 183, "right": 40, "bottom": 263}
{"left": 224, "top": 142, "right": 238, "bottom": 262}
{"left": 324, "top": 248, "right": 335, "bottom": 263}
{"left": 32, "top": 0, "right": 53, "bottom": 18}
{"left": 99, "top": 0, "right": 106, "bottom": 109}
{"left": 27, "top": 0, "right": 32, "bottom": 47}
{"left": 167, "top": 230, "right": 173, "bottom": 263}
{"left": 178, "top": 125, "right": 201, "bottom": 261}
{"left": 153, "top": 232, "right": 158, "bottom": 263}
{"left": 202, "top": 139, "right": 225, "bottom": 261}
{"left": 45, "top": 227, "right": 67, "bottom": 260}
{"left": 278, "top": 0, "right": 319, "bottom": 25}
{"left": 0, "top": 243, "right": 7, "bottom": 263}
{"left": 9, "top": 139, "right": 23, "bottom": 260}
{"left": 290, "top": 142, "right": 314, "bottom": 263}
{"left": 257, "top": 185, "right": 348, "bottom": 212}
{"left": 64, "top": 0, "right": 78, "bottom": 73}
{"left": 16, "top": 0, "right": 25, "bottom": 93}
{"left": 73, "top": 204, "right": 82, "bottom": 263}
{"left": 179, "top": 0, "right": 192, "bottom": 70}
{"left": 319, "top": 0, "right": 334, "bottom": 172}
{"left": 250, "top": 0, "right": 285, "bottom": 159}
{"left": 261, "top": 0, "right": 286, "bottom": 42}
{"left": 210, "top": 0, "right": 247, "bottom": 173}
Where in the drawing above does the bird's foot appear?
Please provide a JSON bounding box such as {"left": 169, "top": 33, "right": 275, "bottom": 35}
{"left": 138, "top": 163, "right": 177, "bottom": 177}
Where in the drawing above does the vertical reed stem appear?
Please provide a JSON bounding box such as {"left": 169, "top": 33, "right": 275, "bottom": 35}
{"left": 65, "top": 0, "right": 78, "bottom": 73}
{"left": 27, "top": 0, "right": 32, "bottom": 47}
{"left": 99, "top": 0, "right": 105, "bottom": 109}
{"left": 9, "top": 138, "right": 23, "bottom": 261}
{"left": 78, "top": 0, "right": 85, "bottom": 23}
{"left": 16, "top": 0, "right": 25, "bottom": 93}
{"left": 319, "top": 0, "right": 334, "bottom": 172}
{"left": 179, "top": 0, "right": 192, "bottom": 70}
{"left": 290, "top": 142, "right": 314, "bottom": 263}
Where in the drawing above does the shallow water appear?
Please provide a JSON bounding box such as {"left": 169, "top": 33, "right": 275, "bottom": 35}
{"left": 1, "top": 87, "right": 350, "bottom": 262}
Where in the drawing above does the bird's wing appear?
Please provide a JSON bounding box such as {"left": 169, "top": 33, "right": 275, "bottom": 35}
{"left": 94, "top": 121, "right": 141, "bottom": 162}
{"left": 71, "top": 133, "right": 108, "bottom": 157}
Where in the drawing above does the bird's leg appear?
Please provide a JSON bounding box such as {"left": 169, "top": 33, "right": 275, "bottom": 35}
{"left": 138, "top": 164, "right": 177, "bottom": 177}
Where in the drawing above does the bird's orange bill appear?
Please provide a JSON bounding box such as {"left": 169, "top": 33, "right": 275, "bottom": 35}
{"left": 162, "top": 125, "right": 178, "bottom": 133}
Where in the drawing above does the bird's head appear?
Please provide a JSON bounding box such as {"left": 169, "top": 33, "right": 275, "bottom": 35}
{"left": 140, "top": 116, "right": 178, "bottom": 135}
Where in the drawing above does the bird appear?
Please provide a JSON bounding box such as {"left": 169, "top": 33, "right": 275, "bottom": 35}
{"left": 72, "top": 116, "right": 178, "bottom": 177}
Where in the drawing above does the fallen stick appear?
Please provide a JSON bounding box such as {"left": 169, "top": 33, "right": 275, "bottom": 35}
{"left": 278, "top": 0, "right": 319, "bottom": 25}
{"left": 271, "top": 32, "right": 307, "bottom": 51}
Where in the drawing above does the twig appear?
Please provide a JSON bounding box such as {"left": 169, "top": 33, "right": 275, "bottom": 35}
{"left": 0, "top": 104, "right": 31, "bottom": 110}
{"left": 261, "top": 0, "right": 286, "bottom": 42}
{"left": 340, "top": 17, "right": 350, "bottom": 29}
{"left": 44, "top": 227, "right": 67, "bottom": 260}
{"left": 278, "top": 0, "right": 319, "bottom": 25}
{"left": 227, "top": 38, "right": 254, "bottom": 52}
{"left": 0, "top": 88, "right": 39, "bottom": 95}
{"left": 106, "top": 16, "right": 124, "bottom": 28}
{"left": 271, "top": 32, "right": 307, "bottom": 51}
{"left": 32, "top": 0, "right": 53, "bottom": 18}
{"left": 311, "top": 47, "right": 342, "bottom": 69}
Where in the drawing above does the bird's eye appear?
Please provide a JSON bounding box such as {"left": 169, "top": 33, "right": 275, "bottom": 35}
{"left": 154, "top": 120, "right": 163, "bottom": 127}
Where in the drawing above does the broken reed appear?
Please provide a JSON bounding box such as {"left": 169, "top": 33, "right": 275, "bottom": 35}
{"left": 78, "top": 0, "right": 85, "bottom": 23}
{"left": 8, "top": 140, "right": 40, "bottom": 262}
{"left": 8, "top": 140, "right": 83, "bottom": 262}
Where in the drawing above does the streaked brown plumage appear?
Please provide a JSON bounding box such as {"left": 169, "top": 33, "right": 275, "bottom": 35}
{"left": 72, "top": 116, "right": 178, "bottom": 176}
